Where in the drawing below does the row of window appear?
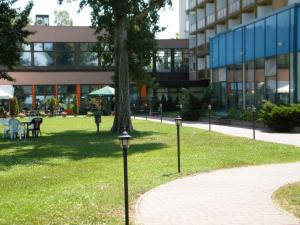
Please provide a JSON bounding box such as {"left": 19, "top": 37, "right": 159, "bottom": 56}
{"left": 212, "top": 53, "right": 295, "bottom": 108}
{"left": 210, "top": 6, "right": 300, "bottom": 68}
{"left": 18, "top": 42, "right": 189, "bottom": 73}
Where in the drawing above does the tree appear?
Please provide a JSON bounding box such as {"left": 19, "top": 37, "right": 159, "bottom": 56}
{"left": 0, "top": 0, "right": 33, "bottom": 81}
{"left": 59, "top": 0, "right": 171, "bottom": 133}
{"left": 54, "top": 10, "right": 73, "bottom": 26}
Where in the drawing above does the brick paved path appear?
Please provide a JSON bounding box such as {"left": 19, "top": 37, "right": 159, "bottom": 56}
{"left": 135, "top": 162, "right": 300, "bottom": 225}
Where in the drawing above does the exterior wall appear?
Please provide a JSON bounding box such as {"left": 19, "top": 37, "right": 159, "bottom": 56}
{"left": 0, "top": 25, "right": 193, "bottom": 112}
{"left": 210, "top": 4, "right": 299, "bottom": 109}
{"left": 186, "top": 0, "right": 292, "bottom": 81}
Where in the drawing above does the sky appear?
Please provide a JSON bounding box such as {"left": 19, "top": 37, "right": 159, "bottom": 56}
{"left": 14, "top": 0, "right": 179, "bottom": 39}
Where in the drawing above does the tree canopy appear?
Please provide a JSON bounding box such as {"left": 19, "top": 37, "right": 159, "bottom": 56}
{"left": 59, "top": 0, "right": 172, "bottom": 132}
{"left": 0, "top": 0, "right": 33, "bottom": 81}
{"left": 54, "top": 10, "right": 73, "bottom": 26}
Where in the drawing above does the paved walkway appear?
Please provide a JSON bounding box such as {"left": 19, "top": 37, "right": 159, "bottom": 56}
{"left": 135, "top": 162, "right": 300, "bottom": 225}
{"left": 134, "top": 116, "right": 300, "bottom": 147}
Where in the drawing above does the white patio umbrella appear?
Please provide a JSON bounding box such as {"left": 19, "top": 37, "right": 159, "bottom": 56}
{"left": 0, "top": 85, "right": 13, "bottom": 100}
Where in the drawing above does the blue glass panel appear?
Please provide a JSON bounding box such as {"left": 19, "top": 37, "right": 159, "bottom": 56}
{"left": 255, "top": 20, "right": 265, "bottom": 59}
{"left": 245, "top": 24, "right": 254, "bottom": 61}
{"left": 290, "top": 8, "right": 294, "bottom": 52}
{"left": 265, "top": 15, "right": 276, "bottom": 57}
{"left": 226, "top": 31, "right": 234, "bottom": 65}
{"left": 297, "top": 7, "right": 300, "bottom": 51}
{"left": 277, "top": 10, "right": 290, "bottom": 55}
{"left": 219, "top": 34, "right": 226, "bottom": 66}
{"left": 234, "top": 28, "right": 243, "bottom": 63}
{"left": 212, "top": 37, "right": 219, "bottom": 68}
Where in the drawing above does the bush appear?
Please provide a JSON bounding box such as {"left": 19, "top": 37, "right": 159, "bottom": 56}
{"left": 48, "top": 97, "right": 57, "bottom": 116}
{"left": 10, "top": 97, "right": 19, "bottom": 117}
{"left": 180, "top": 87, "right": 212, "bottom": 121}
{"left": 260, "top": 101, "right": 300, "bottom": 132}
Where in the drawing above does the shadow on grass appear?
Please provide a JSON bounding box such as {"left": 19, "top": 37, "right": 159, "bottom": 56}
{"left": 0, "top": 129, "right": 168, "bottom": 170}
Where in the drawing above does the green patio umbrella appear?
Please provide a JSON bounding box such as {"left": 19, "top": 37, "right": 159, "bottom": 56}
{"left": 88, "top": 86, "right": 115, "bottom": 96}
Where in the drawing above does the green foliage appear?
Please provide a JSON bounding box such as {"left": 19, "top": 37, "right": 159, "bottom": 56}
{"left": 10, "top": 97, "right": 19, "bottom": 116}
{"left": 13, "top": 85, "right": 25, "bottom": 110}
{"left": 72, "top": 96, "right": 78, "bottom": 115}
{"left": 0, "top": 0, "right": 33, "bottom": 81}
{"left": 0, "top": 107, "right": 6, "bottom": 118}
{"left": 54, "top": 10, "right": 73, "bottom": 26}
{"left": 166, "top": 95, "right": 175, "bottom": 111}
{"left": 48, "top": 97, "right": 57, "bottom": 116}
{"left": 260, "top": 101, "right": 300, "bottom": 132}
{"left": 180, "top": 87, "right": 213, "bottom": 121}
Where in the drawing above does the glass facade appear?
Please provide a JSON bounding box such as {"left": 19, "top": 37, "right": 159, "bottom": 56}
{"left": 211, "top": 4, "right": 300, "bottom": 109}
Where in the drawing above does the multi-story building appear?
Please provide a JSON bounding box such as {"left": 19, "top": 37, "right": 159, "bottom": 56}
{"left": 210, "top": 3, "right": 300, "bottom": 110}
{"left": 0, "top": 20, "right": 206, "bottom": 113}
{"left": 185, "top": 0, "right": 299, "bottom": 81}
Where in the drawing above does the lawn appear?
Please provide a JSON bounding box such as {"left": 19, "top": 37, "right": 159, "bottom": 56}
{"left": 0, "top": 116, "right": 300, "bottom": 225}
{"left": 273, "top": 182, "right": 300, "bottom": 219}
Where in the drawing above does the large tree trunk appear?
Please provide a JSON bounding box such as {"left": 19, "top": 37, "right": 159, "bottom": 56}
{"left": 111, "top": 17, "right": 133, "bottom": 133}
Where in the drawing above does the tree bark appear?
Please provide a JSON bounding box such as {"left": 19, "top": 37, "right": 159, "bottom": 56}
{"left": 111, "top": 17, "right": 133, "bottom": 133}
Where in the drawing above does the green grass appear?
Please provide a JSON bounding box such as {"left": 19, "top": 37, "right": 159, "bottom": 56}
{"left": 0, "top": 116, "right": 300, "bottom": 225}
{"left": 273, "top": 182, "right": 300, "bottom": 219}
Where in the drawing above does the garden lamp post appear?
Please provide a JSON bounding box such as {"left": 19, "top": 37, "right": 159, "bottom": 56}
{"left": 118, "top": 130, "right": 132, "bottom": 225}
{"left": 133, "top": 103, "right": 135, "bottom": 119}
{"left": 160, "top": 103, "right": 163, "bottom": 123}
{"left": 208, "top": 104, "right": 212, "bottom": 132}
{"left": 145, "top": 103, "right": 148, "bottom": 120}
{"left": 175, "top": 116, "right": 182, "bottom": 174}
{"left": 252, "top": 105, "right": 256, "bottom": 140}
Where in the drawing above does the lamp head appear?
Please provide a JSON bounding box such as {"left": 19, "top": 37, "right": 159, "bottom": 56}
{"left": 175, "top": 116, "right": 182, "bottom": 126}
{"left": 118, "top": 129, "right": 132, "bottom": 149}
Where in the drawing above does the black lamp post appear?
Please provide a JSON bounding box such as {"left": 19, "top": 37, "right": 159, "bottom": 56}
{"left": 252, "top": 105, "right": 256, "bottom": 140}
{"left": 175, "top": 116, "right": 182, "bottom": 174}
{"left": 208, "top": 104, "right": 212, "bottom": 132}
{"left": 145, "top": 103, "right": 148, "bottom": 120}
{"left": 160, "top": 103, "right": 163, "bottom": 123}
{"left": 118, "top": 130, "right": 132, "bottom": 225}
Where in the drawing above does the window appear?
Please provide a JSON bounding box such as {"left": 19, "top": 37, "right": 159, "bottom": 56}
{"left": 277, "top": 54, "right": 290, "bottom": 104}
{"left": 265, "top": 58, "right": 276, "bottom": 103}
{"left": 174, "top": 49, "right": 189, "bottom": 72}
{"left": 35, "top": 85, "right": 54, "bottom": 110}
{"left": 33, "top": 42, "right": 75, "bottom": 67}
{"left": 156, "top": 50, "right": 171, "bottom": 72}
{"left": 255, "top": 59, "right": 265, "bottom": 105}
{"left": 20, "top": 44, "right": 31, "bottom": 67}
{"left": 245, "top": 61, "right": 255, "bottom": 106}
{"left": 255, "top": 20, "right": 265, "bottom": 59}
{"left": 58, "top": 85, "right": 76, "bottom": 110}
{"left": 80, "top": 43, "right": 99, "bottom": 66}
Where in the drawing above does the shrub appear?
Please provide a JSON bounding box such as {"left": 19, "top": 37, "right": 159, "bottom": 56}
{"left": 260, "top": 101, "right": 300, "bottom": 132}
{"left": 180, "top": 87, "right": 212, "bottom": 121}
{"left": 48, "top": 97, "right": 57, "bottom": 116}
{"left": 10, "top": 97, "right": 19, "bottom": 117}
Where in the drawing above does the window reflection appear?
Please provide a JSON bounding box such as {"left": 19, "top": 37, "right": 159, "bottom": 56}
{"left": 156, "top": 50, "right": 171, "bottom": 72}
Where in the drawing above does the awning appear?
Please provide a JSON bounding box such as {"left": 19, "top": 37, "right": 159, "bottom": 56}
{"left": 0, "top": 85, "right": 14, "bottom": 100}
{"left": 88, "top": 86, "right": 115, "bottom": 96}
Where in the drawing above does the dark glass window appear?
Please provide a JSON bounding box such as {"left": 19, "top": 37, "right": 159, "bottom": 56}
{"left": 156, "top": 50, "right": 171, "bottom": 72}
{"left": 277, "top": 10, "right": 290, "bottom": 55}
{"left": 255, "top": 20, "right": 265, "bottom": 59}
{"left": 265, "top": 15, "right": 276, "bottom": 57}
{"left": 174, "top": 49, "right": 189, "bottom": 72}
{"left": 245, "top": 24, "right": 254, "bottom": 61}
{"left": 34, "top": 52, "right": 55, "bottom": 66}
{"left": 80, "top": 43, "right": 99, "bottom": 67}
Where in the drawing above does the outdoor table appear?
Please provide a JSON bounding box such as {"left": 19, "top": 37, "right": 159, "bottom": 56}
{"left": 21, "top": 121, "right": 31, "bottom": 138}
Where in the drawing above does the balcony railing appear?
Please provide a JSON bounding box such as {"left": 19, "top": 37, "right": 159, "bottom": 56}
{"left": 190, "top": 0, "right": 197, "bottom": 9}
{"left": 197, "top": 18, "right": 205, "bottom": 29}
{"left": 217, "top": 7, "right": 227, "bottom": 20}
{"left": 190, "top": 23, "right": 197, "bottom": 33}
{"left": 229, "top": 1, "right": 240, "bottom": 14}
{"left": 206, "top": 12, "right": 215, "bottom": 25}
{"left": 242, "top": 0, "right": 255, "bottom": 8}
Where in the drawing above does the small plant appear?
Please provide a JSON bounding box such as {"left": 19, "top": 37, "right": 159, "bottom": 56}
{"left": 260, "top": 101, "right": 300, "bottom": 132}
{"left": 48, "top": 97, "right": 57, "bottom": 116}
{"left": 10, "top": 97, "right": 19, "bottom": 117}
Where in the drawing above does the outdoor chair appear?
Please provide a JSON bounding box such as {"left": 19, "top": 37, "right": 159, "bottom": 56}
{"left": 3, "top": 118, "right": 26, "bottom": 140}
{"left": 28, "top": 117, "right": 43, "bottom": 137}
{"left": 1, "top": 118, "right": 10, "bottom": 139}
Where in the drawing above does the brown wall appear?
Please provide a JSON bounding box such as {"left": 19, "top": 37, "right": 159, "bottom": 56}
{"left": 0, "top": 71, "right": 113, "bottom": 85}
